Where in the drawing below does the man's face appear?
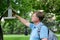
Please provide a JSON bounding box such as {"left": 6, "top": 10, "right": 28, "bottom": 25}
{"left": 31, "top": 13, "right": 40, "bottom": 22}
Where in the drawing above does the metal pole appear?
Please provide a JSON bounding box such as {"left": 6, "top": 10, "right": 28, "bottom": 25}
{"left": 0, "top": 12, "right": 3, "bottom": 40}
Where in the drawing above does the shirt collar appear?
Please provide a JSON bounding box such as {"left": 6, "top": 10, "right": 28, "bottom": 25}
{"left": 34, "top": 22, "right": 44, "bottom": 28}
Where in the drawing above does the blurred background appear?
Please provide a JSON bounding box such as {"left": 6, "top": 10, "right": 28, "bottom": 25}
{"left": 0, "top": 0, "right": 60, "bottom": 40}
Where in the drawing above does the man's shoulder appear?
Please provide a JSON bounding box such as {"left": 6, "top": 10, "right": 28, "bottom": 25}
{"left": 41, "top": 25, "right": 48, "bottom": 30}
{"left": 40, "top": 22, "right": 48, "bottom": 29}
{"left": 29, "top": 23, "right": 35, "bottom": 29}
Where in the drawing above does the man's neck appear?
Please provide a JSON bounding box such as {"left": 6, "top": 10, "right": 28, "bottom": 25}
{"left": 34, "top": 21, "right": 40, "bottom": 25}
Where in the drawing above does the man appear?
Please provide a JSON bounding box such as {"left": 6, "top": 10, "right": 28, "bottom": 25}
{"left": 14, "top": 10, "right": 48, "bottom": 40}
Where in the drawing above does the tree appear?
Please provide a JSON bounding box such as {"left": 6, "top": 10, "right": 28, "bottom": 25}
{"left": 1, "top": 0, "right": 60, "bottom": 34}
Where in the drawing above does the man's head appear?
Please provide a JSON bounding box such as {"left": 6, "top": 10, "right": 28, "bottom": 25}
{"left": 31, "top": 11, "right": 44, "bottom": 23}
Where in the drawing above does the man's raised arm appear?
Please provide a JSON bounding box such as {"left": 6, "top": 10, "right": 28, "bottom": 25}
{"left": 15, "top": 15, "right": 30, "bottom": 27}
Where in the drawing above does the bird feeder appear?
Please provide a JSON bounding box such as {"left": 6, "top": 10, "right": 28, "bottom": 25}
{"left": 2, "top": 6, "right": 18, "bottom": 19}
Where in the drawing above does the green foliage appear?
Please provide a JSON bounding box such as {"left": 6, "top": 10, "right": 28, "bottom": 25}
{"left": 0, "top": 0, "right": 8, "bottom": 16}
{"left": 56, "top": 15, "right": 60, "bottom": 21}
{"left": 0, "top": 0, "right": 60, "bottom": 34}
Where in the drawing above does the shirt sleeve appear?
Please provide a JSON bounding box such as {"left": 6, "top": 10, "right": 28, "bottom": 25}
{"left": 29, "top": 23, "right": 34, "bottom": 29}
{"left": 40, "top": 26, "right": 48, "bottom": 39}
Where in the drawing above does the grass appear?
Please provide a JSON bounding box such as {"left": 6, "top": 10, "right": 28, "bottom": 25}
{"left": 4, "top": 35, "right": 29, "bottom": 40}
{"left": 4, "top": 35, "right": 60, "bottom": 40}
{"left": 58, "top": 36, "right": 60, "bottom": 40}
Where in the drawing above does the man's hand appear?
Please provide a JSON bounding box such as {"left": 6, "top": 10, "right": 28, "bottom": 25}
{"left": 14, "top": 14, "right": 30, "bottom": 27}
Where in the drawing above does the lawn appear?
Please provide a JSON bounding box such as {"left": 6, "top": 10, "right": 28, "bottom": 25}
{"left": 4, "top": 35, "right": 29, "bottom": 40}
{"left": 4, "top": 35, "right": 60, "bottom": 40}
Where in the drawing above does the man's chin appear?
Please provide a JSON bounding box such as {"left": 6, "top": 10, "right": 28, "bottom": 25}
{"left": 31, "top": 21, "right": 35, "bottom": 23}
